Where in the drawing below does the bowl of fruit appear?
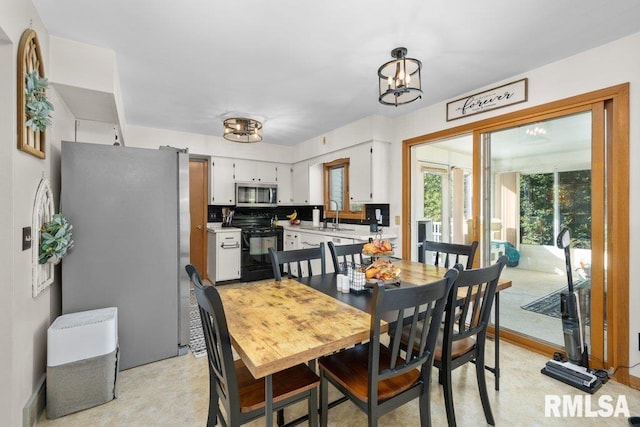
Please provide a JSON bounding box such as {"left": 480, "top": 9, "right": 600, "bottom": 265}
{"left": 363, "top": 259, "right": 401, "bottom": 285}
{"left": 362, "top": 239, "right": 393, "bottom": 256}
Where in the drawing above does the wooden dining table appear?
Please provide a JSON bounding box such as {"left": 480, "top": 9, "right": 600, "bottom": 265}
{"left": 217, "top": 259, "right": 512, "bottom": 426}
{"left": 216, "top": 278, "right": 376, "bottom": 427}
{"left": 297, "top": 259, "right": 512, "bottom": 391}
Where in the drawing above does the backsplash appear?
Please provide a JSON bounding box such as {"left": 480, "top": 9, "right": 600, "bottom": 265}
{"left": 364, "top": 204, "right": 390, "bottom": 227}
{"left": 208, "top": 203, "right": 389, "bottom": 226}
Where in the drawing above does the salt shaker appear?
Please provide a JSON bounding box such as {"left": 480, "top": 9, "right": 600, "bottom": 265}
{"left": 336, "top": 274, "right": 348, "bottom": 292}
{"left": 340, "top": 274, "right": 350, "bottom": 293}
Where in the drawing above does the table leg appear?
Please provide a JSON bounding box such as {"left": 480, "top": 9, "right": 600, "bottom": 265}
{"left": 265, "top": 374, "right": 273, "bottom": 427}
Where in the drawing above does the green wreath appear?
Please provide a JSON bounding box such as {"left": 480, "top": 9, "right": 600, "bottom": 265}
{"left": 39, "top": 214, "right": 73, "bottom": 264}
{"left": 25, "top": 71, "right": 54, "bottom": 132}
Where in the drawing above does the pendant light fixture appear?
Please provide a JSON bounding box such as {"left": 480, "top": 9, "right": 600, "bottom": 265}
{"left": 378, "top": 47, "right": 423, "bottom": 107}
{"left": 223, "top": 117, "right": 263, "bottom": 143}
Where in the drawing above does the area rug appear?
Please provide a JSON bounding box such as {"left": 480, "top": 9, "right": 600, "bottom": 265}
{"left": 521, "top": 287, "right": 590, "bottom": 326}
{"left": 189, "top": 290, "right": 207, "bottom": 358}
{"left": 521, "top": 289, "right": 563, "bottom": 319}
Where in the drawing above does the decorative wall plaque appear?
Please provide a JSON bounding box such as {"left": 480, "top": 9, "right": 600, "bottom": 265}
{"left": 17, "top": 29, "right": 49, "bottom": 159}
{"left": 446, "top": 78, "right": 528, "bottom": 121}
{"left": 32, "top": 178, "right": 55, "bottom": 297}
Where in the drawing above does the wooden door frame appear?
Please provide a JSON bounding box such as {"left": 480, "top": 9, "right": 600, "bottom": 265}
{"left": 402, "top": 83, "right": 629, "bottom": 384}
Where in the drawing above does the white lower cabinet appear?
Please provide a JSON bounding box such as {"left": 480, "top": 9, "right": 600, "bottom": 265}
{"left": 295, "top": 232, "right": 354, "bottom": 275}
{"left": 283, "top": 231, "right": 301, "bottom": 276}
{"left": 208, "top": 229, "right": 241, "bottom": 282}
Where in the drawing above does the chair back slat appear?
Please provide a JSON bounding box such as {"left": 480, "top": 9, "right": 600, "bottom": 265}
{"left": 371, "top": 268, "right": 458, "bottom": 384}
{"left": 445, "top": 256, "right": 507, "bottom": 345}
{"left": 185, "top": 265, "right": 241, "bottom": 419}
{"left": 268, "top": 243, "right": 326, "bottom": 280}
{"left": 423, "top": 240, "right": 478, "bottom": 269}
{"left": 327, "top": 241, "right": 367, "bottom": 271}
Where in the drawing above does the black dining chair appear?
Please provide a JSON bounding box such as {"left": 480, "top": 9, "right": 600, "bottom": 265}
{"left": 269, "top": 243, "right": 326, "bottom": 280}
{"left": 422, "top": 240, "right": 478, "bottom": 269}
{"left": 436, "top": 256, "right": 507, "bottom": 427}
{"left": 185, "top": 264, "right": 320, "bottom": 427}
{"left": 318, "top": 268, "right": 459, "bottom": 427}
{"left": 327, "top": 241, "right": 368, "bottom": 272}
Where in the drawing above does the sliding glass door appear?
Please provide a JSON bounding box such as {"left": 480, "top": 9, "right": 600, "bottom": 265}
{"left": 403, "top": 85, "right": 629, "bottom": 379}
{"left": 479, "top": 112, "right": 595, "bottom": 349}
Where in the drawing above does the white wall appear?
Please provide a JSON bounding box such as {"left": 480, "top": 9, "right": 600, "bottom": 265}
{"left": 49, "top": 36, "right": 117, "bottom": 94}
{"left": 0, "top": 26, "right": 15, "bottom": 425}
{"left": 126, "top": 124, "right": 295, "bottom": 163}
{"left": 292, "top": 115, "right": 393, "bottom": 162}
{"left": 389, "top": 32, "right": 640, "bottom": 378}
{"left": 0, "top": 0, "right": 79, "bottom": 423}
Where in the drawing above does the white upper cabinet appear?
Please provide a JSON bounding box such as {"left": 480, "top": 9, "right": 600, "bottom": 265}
{"left": 276, "top": 164, "right": 293, "bottom": 205}
{"left": 210, "top": 157, "right": 236, "bottom": 205}
{"left": 292, "top": 161, "right": 323, "bottom": 205}
{"left": 292, "top": 161, "right": 310, "bottom": 204}
{"left": 235, "top": 159, "right": 277, "bottom": 183}
{"left": 349, "top": 141, "right": 389, "bottom": 203}
{"left": 209, "top": 157, "right": 236, "bottom": 205}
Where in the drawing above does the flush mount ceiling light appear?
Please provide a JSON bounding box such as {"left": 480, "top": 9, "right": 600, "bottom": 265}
{"left": 223, "top": 117, "right": 263, "bottom": 143}
{"left": 378, "top": 47, "right": 423, "bottom": 107}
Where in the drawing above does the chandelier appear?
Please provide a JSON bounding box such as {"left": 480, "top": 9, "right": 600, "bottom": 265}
{"left": 378, "top": 47, "right": 423, "bottom": 107}
{"left": 223, "top": 117, "right": 263, "bottom": 143}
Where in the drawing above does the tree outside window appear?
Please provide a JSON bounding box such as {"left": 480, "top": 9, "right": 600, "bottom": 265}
{"left": 519, "top": 170, "right": 591, "bottom": 248}
{"left": 423, "top": 173, "right": 442, "bottom": 221}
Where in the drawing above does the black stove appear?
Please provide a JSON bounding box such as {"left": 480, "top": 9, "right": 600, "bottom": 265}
{"left": 231, "top": 214, "right": 283, "bottom": 282}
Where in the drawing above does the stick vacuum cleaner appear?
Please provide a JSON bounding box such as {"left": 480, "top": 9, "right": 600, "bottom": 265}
{"left": 541, "top": 228, "right": 603, "bottom": 393}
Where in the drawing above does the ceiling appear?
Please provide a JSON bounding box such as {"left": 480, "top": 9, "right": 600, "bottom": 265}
{"left": 32, "top": 0, "right": 640, "bottom": 146}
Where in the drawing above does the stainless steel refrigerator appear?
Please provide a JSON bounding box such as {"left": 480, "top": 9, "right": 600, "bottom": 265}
{"left": 61, "top": 141, "right": 190, "bottom": 370}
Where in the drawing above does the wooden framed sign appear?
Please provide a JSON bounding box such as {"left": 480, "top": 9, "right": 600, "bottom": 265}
{"left": 446, "top": 78, "right": 528, "bottom": 121}
{"left": 17, "top": 29, "right": 47, "bottom": 159}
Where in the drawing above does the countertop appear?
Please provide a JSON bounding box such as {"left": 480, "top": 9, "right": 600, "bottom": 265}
{"left": 206, "top": 224, "right": 241, "bottom": 233}
{"left": 279, "top": 222, "right": 398, "bottom": 242}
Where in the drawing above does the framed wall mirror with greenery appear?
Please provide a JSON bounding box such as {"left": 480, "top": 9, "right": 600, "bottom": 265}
{"left": 17, "top": 29, "right": 52, "bottom": 159}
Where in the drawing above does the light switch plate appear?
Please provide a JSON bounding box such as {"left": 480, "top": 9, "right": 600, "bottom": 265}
{"left": 22, "top": 226, "right": 32, "bottom": 250}
{"left": 395, "top": 216, "right": 400, "bottom": 225}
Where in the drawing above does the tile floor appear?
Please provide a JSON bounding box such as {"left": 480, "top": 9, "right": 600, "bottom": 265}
{"left": 498, "top": 266, "right": 567, "bottom": 346}
{"left": 38, "top": 340, "right": 640, "bottom": 426}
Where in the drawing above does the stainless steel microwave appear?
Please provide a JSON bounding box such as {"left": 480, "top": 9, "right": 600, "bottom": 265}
{"left": 235, "top": 182, "right": 278, "bottom": 207}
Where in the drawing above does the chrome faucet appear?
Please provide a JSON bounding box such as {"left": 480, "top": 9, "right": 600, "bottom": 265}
{"left": 329, "top": 199, "right": 339, "bottom": 229}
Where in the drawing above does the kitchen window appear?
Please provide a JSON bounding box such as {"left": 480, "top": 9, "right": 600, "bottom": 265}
{"left": 323, "top": 158, "right": 364, "bottom": 220}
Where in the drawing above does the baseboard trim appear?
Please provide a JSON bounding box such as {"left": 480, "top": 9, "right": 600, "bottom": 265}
{"left": 23, "top": 374, "right": 46, "bottom": 427}
{"left": 630, "top": 374, "right": 640, "bottom": 391}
